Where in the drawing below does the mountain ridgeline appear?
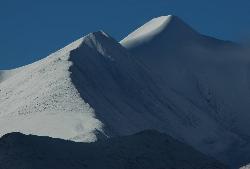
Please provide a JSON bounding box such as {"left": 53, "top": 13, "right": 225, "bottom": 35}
{"left": 0, "top": 15, "right": 250, "bottom": 168}
{"left": 0, "top": 131, "right": 227, "bottom": 169}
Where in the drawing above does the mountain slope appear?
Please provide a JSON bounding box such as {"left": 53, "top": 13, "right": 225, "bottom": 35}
{"left": 0, "top": 29, "right": 239, "bottom": 157}
{"left": 121, "top": 15, "right": 234, "bottom": 50}
{"left": 0, "top": 33, "right": 105, "bottom": 142}
{"left": 1, "top": 16, "right": 250, "bottom": 168}
{"left": 121, "top": 15, "right": 250, "bottom": 167}
{"left": 64, "top": 30, "right": 241, "bottom": 162}
{"left": 0, "top": 130, "right": 228, "bottom": 169}
{"left": 121, "top": 15, "right": 198, "bottom": 49}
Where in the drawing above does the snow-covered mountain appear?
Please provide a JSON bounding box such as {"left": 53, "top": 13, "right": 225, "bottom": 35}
{"left": 0, "top": 130, "right": 227, "bottom": 169}
{"left": 121, "top": 15, "right": 250, "bottom": 167}
{"left": 0, "top": 33, "right": 106, "bottom": 142}
{"left": 1, "top": 15, "right": 250, "bottom": 168}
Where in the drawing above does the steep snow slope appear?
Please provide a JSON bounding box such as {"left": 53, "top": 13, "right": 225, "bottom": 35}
{"left": 121, "top": 15, "right": 233, "bottom": 49}
{"left": 0, "top": 30, "right": 239, "bottom": 156}
{"left": 121, "top": 16, "right": 175, "bottom": 48}
{"left": 67, "top": 30, "right": 241, "bottom": 161}
{"left": 0, "top": 34, "right": 104, "bottom": 142}
{"left": 121, "top": 15, "right": 250, "bottom": 167}
{"left": 0, "top": 28, "right": 246, "bottom": 167}
{"left": 1, "top": 16, "right": 250, "bottom": 168}
{"left": 0, "top": 130, "right": 228, "bottom": 169}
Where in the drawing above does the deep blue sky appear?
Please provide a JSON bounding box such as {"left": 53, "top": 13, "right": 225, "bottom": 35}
{"left": 1, "top": 0, "right": 250, "bottom": 69}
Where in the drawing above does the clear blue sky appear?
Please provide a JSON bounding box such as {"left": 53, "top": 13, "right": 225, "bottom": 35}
{"left": 1, "top": 0, "right": 250, "bottom": 69}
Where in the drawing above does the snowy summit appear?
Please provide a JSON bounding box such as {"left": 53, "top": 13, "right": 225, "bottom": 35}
{"left": 0, "top": 15, "right": 250, "bottom": 169}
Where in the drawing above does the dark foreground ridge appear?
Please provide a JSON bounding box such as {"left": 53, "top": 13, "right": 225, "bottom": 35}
{"left": 0, "top": 130, "right": 227, "bottom": 169}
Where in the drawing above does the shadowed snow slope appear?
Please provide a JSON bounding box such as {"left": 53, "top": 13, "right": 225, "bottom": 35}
{"left": 67, "top": 31, "right": 242, "bottom": 166}
{"left": 0, "top": 130, "right": 228, "bottom": 169}
{"left": 121, "top": 15, "right": 250, "bottom": 168}
{"left": 0, "top": 30, "right": 238, "bottom": 161}
{"left": 1, "top": 15, "right": 250, "bottom": 168}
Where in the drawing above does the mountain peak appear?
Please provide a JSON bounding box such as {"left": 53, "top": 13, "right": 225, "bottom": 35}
{"left": 154, "top": 15, "right": 182, "bottom": 24}
{"left": 120, "top": 15, "right": 197, "bottom": 48}
{"left": 84, "top": 30, "right": 111, "bottom": 40}
{"left": 74, "top": 30, "right": 127, "bottom": 60}
{"left": 80, "top": 30, "right": 117, "bottom": 49}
